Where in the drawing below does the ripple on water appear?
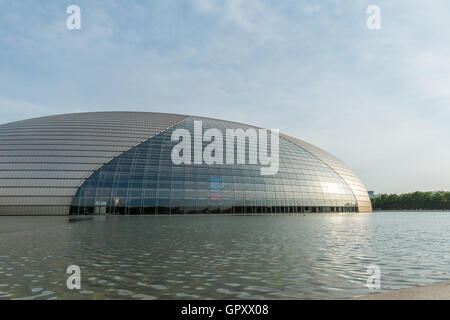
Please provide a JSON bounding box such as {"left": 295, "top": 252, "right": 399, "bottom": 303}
{"left": 225, "top": 283, "right": 241, "bottom": 287}
{"left": 132, "top": 294, "right": 157, "bottom": 300}
{"left": 244, "top": 285, "right": 272, "bottom": 293}
{"left": 14, "top": 290, "right": 54, "bottom": 300}
{"left": 216, "top": 288, "right": 235, "bottom": 295}
{"left": 80, "top": 290, "right": 94, "bottom": 294}
{"left": 118, "top": 289, "right": 132, "bottom": 296}
{"left": 176, "top": 293, "right": 199, "bottom": 299}
{"left": 239, "top": 276, "right": 260, "bottom": 280}
{"left": 1, "top": 213, "right": 450, "bottom": 299}
{"left": 149, "top": 284, "right": 167, "bottom": 290}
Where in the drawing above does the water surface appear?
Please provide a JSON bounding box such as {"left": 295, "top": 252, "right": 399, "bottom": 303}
{"left": 0, "top": 212, "right": 449, "bottom": 299}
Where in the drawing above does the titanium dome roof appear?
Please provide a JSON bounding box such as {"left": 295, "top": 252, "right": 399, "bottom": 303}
{"left": 0, "top": 112, "right": 371, "bottom": 215}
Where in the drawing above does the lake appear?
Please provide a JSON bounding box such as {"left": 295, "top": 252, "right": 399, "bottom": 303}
{"left": 0, "top": 211, "right": 449, "bottom": 299}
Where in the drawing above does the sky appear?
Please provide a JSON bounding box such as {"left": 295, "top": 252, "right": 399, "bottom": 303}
{"left": 0, "top": 0, "right": 449, "bottom": 194}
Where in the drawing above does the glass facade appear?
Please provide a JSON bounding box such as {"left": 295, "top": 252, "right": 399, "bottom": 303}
{"left": 281, "top": 134, "right": 373, "bottom": 213}
{"left": 70, "top": 117, "right": 360, "bottom": 215}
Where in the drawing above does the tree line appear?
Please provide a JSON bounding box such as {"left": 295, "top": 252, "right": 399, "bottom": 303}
{"left": 371, "top": 191, "right": 450, "bottom": 210}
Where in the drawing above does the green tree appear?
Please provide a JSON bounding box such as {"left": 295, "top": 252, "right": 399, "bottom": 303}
{"left": 370, "top": 191, "right": 450, "bottom": 210}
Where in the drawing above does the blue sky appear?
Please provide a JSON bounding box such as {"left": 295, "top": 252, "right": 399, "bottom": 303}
{"left": 0, "top": 0, "right": 449, "bottom": 193}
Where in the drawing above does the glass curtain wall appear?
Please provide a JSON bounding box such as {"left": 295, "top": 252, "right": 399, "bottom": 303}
{"left": 70, "top": 117, "right": 358, "bottom": 215}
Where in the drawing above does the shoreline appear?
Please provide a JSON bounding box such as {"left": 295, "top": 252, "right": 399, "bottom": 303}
{"left": 352, "top": 281, "right": 450, "bottom": 300}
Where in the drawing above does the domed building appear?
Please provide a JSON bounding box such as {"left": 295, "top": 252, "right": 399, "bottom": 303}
{"left": 0, "top": 112, "right": 372, "bottom": 215}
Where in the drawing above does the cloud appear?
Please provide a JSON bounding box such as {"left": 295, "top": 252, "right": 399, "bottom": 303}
{"left": 193, "top": 0, "right": 216, "bottom": 13}
{"left": 407, "top": 51, "right": 450, "bottom": 104}
{"left": 0, "top": 0, "right": 449, "bottom": 193}
{"left": 0, "top": 98, "right": 64, "bottom": 124}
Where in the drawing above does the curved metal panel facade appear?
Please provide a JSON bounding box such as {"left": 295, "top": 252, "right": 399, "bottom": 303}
{"left": 0, "top": 112, "right": 187, "bottom": 215}
{"left": 0, "top": 111, "right": 371, "bottom": 215}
